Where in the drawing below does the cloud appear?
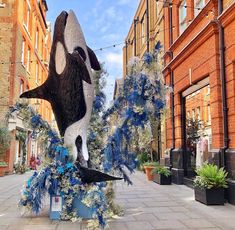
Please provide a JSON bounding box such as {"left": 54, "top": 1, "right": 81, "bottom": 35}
{"left": 117, "top": 0, "right": 140, "bottom": 6}
{"left": 102, "top": 51, "right": 123, "bottom": 69}
{"left": 106, "top": 6, "right": 116, "bottom": 18}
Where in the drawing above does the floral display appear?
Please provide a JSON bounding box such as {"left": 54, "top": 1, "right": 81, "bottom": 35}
{"left": 9, "top": 44, "right": 170, "bottom": 229}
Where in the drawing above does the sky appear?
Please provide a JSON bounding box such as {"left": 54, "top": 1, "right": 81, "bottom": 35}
{"left": 46, "top": 0, "right": 140, "bottom": 105}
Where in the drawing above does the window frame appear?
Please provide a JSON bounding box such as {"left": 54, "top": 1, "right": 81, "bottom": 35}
{"left": 141, "top": 14, "right": 145, "bottom": 46}
{"left": 179, "top": 0, "right": 187, "bottom": 34}
{"left": 194, "top": 0, "right": 205, "bottom": 17}
{"left": 21, "top": 38, "right": 26, "bottom": 66}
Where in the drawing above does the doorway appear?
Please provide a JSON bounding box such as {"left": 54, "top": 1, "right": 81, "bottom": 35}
{"left": 182, "top": 80, "right": 212, "bottom": 178}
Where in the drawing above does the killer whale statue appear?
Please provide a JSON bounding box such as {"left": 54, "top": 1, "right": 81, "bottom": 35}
{"left": 20, "top": 10, "right": 121, "bottom": 183}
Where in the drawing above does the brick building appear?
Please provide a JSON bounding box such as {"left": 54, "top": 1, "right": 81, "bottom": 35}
{"left": 123, "top": 0, "right": 164, "bottom": 76}
{"left": 0, "top": 0, "right": 52, "bottom": 174}
{"left": 123, "top": 0, "right": 235, "bottom": 204}
{"left": 163, "top": 0, "right": 235, "bottom": 204}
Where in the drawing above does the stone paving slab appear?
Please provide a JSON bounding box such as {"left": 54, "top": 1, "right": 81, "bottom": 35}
{"left": 1, "top": 171, "right": 235, "bottom": 229}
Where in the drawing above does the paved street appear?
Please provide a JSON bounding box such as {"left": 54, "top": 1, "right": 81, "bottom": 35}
{"left": 0, "top": 171, "right": 235, "bottom": 230}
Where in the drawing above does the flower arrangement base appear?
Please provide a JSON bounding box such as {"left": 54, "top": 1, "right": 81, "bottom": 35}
{"left": 50, "top": 195, "right": 93, "bottom": 220}
{"left": 153, "top": 173, "right": 171, "bottom": 185}
{"left": 194, "top": 187, "right": 224, "bottom": 205}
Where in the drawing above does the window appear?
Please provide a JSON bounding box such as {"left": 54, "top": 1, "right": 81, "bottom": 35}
{"left": 21, "top": 38, "right": 25, "bottom": 65}
{"left": 207, "top": 85, "right": 210, "bottom": 95}
{"left": 194, "top": 0, "right": 205, "bottom": 17}
{"left": 187, "top": 111, "right": 190, "bottom": 118}
{"left": 36, "top": 63, "right": 39, "bottom": 84}
{"left": 141, "top": 15, "right": 145, "bottom": 45}
{"left": 20, "top": 80, "right": 24, "bottom": 95}
{"left": 156, "top": 1, "right": 160, "bottom": 17}
{"left": 207, "top": 104, "right": 211, "bottom": 122}
{"left": 179, "top": 0, "right": 187, "bottom": 34}
{"left": 35, "top": 28, "right": 39, "bottom": 50}
{"left": 197, "top": 107, "right": 200, "bottom": 121}
{"left": 192, "top": 109, "right": 195, "bottom": 121}
{"left": 41, "top": 38, "right": 44, "bottom": 58}
{"left": 24, "top": 0, "right": 31, "bottom": 32}
{"left": 27, "top": 46, "right": 30, "bottom": 72}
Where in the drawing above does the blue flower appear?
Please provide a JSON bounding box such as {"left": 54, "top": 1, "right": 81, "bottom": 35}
{"left": 65, "top": 163, "right": 74, "bottom": 170}
{"left": 143, "top": 53, "right": 153, "bottom": 64}
{"left": 57, "top": 166, "right": 64, "bottom": 174}
{"left": 155, "top": 41, "right": 162, "bottom": 51}
{"left": 70, "top": 178, "right": 77, "bottom": 186}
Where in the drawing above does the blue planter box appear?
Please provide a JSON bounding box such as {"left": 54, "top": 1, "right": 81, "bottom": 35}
{"left": 50, "top": 195, "right": 93, "bottom": 220}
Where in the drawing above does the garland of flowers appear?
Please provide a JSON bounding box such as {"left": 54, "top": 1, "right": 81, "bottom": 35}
{"left": 99, "top": 43, "right": 171, "bottom": 184}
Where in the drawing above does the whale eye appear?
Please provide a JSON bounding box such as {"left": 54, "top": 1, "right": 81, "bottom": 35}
{"left": 73, "top": 46, "right": 86, "bottom": 62}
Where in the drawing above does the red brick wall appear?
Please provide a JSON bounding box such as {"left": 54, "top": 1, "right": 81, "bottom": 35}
{"left": 164, "top": 1, "right": 235, "bottom": 152}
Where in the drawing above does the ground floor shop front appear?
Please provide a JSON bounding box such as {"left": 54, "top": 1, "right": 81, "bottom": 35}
{"left": 162, "top": 8, "right": 235, "bottom": 204}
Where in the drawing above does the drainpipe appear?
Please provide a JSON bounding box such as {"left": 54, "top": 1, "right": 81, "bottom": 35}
{"left": 146, "top": 0, "right": 150, "bottom": 52}
{"left": 218, "top": 0, "right": 229, "bottom": 168}
{"left": 168, "top": 4, "right": 175, "bottom": 167}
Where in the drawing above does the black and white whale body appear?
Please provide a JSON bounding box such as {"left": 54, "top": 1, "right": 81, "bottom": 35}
{"left": 20, "top": 10, "right": 122, "bottom": 183}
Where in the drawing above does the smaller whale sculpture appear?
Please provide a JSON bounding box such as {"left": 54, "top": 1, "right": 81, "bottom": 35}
{"left": 20, "top": 10, "right": 121, "bottom": 183}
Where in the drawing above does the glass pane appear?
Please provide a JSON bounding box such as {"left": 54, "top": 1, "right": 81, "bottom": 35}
{"left": 179, "top": 0, "right": 187, "bottom": 21}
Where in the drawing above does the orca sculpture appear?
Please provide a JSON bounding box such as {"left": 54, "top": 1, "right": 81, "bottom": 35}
{"left": 20, "top": 10, "right": 122, "bottom": 183}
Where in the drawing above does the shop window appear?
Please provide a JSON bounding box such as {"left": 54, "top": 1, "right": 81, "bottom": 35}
{"left": 194, "top": 0, "right": 205, "bottom": 17}
{"left": 184, "top": 84, "right": 211, "bottom": 178}
{"left": 179, "top": 0, "right": 187, "bottom": 34}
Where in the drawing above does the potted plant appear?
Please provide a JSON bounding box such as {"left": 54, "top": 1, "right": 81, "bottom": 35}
{"left": 143, "top": 161, "right": 159, "bottom": 181}
{"left": 194, "top": 164, "right": 228, "bottom": 205}
{"left": 152, "top": 166, "right": 171, "bottom": 185}
{"left": 0, "top": 161, "right": 8, "bottom": 177}
{"left": 137, "top": 152, "right": 150, "bottom": 173}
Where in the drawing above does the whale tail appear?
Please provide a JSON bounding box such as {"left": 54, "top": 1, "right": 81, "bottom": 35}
{"left": 78, "top": 164, "right": 123, "bottom": 183}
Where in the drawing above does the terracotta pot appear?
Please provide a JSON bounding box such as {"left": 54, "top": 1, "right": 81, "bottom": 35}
{"left": 144, "top": 166, "right": 155, "bottom": 181}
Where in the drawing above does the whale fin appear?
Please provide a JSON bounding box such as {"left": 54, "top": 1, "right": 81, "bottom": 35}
{"left": 71, "top": 51, "right": 92, "bottom": 84}
{"left": 87, "top": 46, "right": 101, "bottom": 71}
{"left": 20, "top": 82, "right": 49, "bottom": 100}
{"left": 79, "top": 165, "right": 123, "bottom": 184}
